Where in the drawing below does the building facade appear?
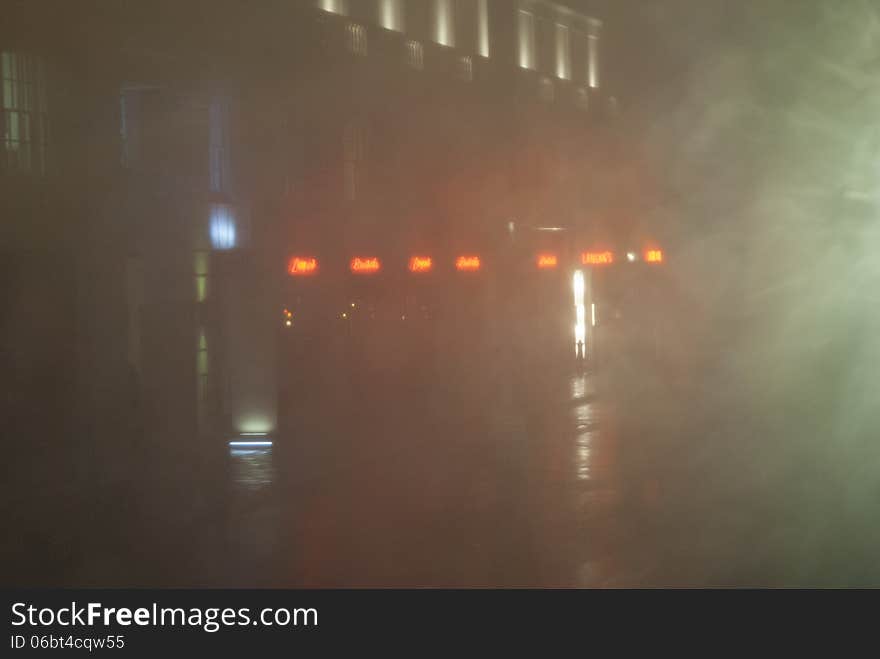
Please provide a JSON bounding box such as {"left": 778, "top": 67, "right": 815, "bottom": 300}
{"left": 2, "top": 0, "right": 619, "bottom": 482}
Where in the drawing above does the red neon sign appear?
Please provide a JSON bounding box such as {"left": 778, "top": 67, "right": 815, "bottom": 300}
{"left": 409, "top": 256, "right": 433, "bottom": 273}
{"left": 287, "top": 256, "right": 318, "bottom": 276}
{"left": 350, "top": 256, "right": 381, "bottom": 274}
{"left": 455, "top": 255, "right": 481, "bottom": 272}
{"left": 581, "top": 251, "right": 614, "bottom": 265}
{"left": 644, "top": 249, "right": 664, "bottom": 263}
{"left": 537, "top": 253, "right": 558, "bottom": 269}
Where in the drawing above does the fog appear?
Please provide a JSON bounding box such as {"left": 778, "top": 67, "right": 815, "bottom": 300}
{"left": 3, "top": 0, "right": 880, "bottom": 587}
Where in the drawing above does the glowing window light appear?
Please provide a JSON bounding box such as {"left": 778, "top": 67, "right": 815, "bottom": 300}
{"left": 288, "top": 256, "right": 318, "bottom": 276}
{"left": 644, "top": 249, "right": 664, "bottom": 263}
{"left": 455, "top": 255, "right": 481, "bottom": 272}
{"left": 209, "top": 204, "right": 236, "bottom": 250}
{"left": 409, "top": 256, "right": 433, "bottom": 273}
{"left": 581, "top": 251, "right": 613, "bottom": 265}
{"left": 537, "top": 254, "right": 558, "bottom": 269}
{"left": 350, "top": 256, "right": 381, "bottom": 273}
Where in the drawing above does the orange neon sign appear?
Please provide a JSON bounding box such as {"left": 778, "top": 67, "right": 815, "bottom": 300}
{"left": 455, "top": 255, "right": 481, "bottom": 272}
{"left": 537, "top": 253, "right": 558, "bottom": 269}
{"left": 409, "top": 256, "right": 433, "bottom": 273}
{"left": 581, "top": 251, "right": 614, "bottom": 265}
{"left": 350, "top": 256, "right": 381, "bottom": 273}
{"left": 644, "top": 249, "right": 664, "bottom": 263}
{"left": 287, "top": 256, "right": 318, "bottom": 276}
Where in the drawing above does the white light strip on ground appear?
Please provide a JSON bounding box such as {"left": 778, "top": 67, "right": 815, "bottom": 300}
{"left": 228, "top": 440, "right": 273, "bottom": 447}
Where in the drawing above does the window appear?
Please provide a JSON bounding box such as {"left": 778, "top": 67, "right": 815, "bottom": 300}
{"left": 343, "top": 121, "right": 368, "bottom": 201}
{"left": 518, "top": 10, "right": 536, "bottom": 70}
{"left": 457, "top": 55, "right": 473, "bottom": 82}
{"left": 406, "top": 40, "right": 424, "bottom": 71}
{"left": 1, "top": 52, "right": 48, "bottom": 175}
{"left": 346, "top": 22, "right": 368, "bottom": 56}
{"left": 379, "top": 0, "right": 404, "bottom": 32}
{"left": 556, "top": 23, "right": 571, "bottom": 80}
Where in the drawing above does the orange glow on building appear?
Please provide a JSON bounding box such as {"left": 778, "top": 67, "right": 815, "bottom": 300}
{"left": 537, "top": 253, "right": 558, "bottom": 269}
{"left": 408, "top": 256, "right": 433, "bottom": 273}
{"left": 455, "top": 255, "right": 481, "bottom": 271}
{"left": 350, "top": 256, "right": 381, "bottom": 273}
{"left": 581, "top": 251, "right": 614, "bottom": 265}
{"left": 644, "top": 249, "right": 664, "bottom": 263}
{"left": 287, "top": 256, "right": 318, "bottom": 275}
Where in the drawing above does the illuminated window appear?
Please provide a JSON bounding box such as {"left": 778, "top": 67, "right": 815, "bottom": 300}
{"left": 379, "top": 0, "right": 404, "bottom": 31}
{"left": 343, "top": 121, "right": 367, "bottom": 201}
{"left": 518, "top": 10, "right": 536, "bottom": 69}
{"left": 346, "top": 23, "right": 368, "bottom": 56}
{"left": 1, "top": 52, "right": 48, "bottom": 175}
{"left": 434, "top": 0, "right": 455, "bottom": 47}
{"left": 555, "top": 23, "right": 571, "bottom": 80}
{"left": 457, "top": 55, "right": 473, "bottom": 82}
{"left": 209, "top": 203, "right": 236, "bottom": 250}
{"left": 406, "top": 40, "right": 424, "bottom": 70}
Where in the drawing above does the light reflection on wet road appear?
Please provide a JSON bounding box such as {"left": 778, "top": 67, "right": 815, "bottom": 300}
{"left": 220, "top": 368, "right": 626, "bottom": 587}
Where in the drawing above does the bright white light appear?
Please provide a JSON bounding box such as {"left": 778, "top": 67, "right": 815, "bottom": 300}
{"left": 573, "top": 270, "right": 586, "bottom": 355}
{"left": 626, "top": 252, "right": 637, "bottom": 262}
{"left": 380, "top": 0, "right": 403, "bottom": 31}
{"left": 229, "top": 440, "right": 273, "bottom": 447}
{"left": 556, "top": 23, "right": 571, "bottom": 80}
{"left": 518, "top": 10, "right": 535, "bottom": 69}
{"left": 318, "top": 0, "right": 347, "bottom": 15}
{"left": 240, "top": 432, "right": 268, "bottom": 436}
{"left": 477, "top": 0, "right": 490, "bottom": 57}
{"left": 434, "top": 0, "right": 454, "bottom": 46}
{"left": 588, "top": 33, "right": 599, "bottom": 88}
{"left": 591, "top": 302, "right": 596, "bottom": 327}
{"left": 209, "top": 204, "right": 236, "bottom": 250}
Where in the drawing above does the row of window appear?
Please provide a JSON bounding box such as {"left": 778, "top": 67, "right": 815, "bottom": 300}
{"left": 326, "top": 1, "right": 600, "bottom": 87}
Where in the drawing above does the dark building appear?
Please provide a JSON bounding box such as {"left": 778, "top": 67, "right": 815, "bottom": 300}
{"left": 2, "top": 0, "right": 624, "bottom": 580}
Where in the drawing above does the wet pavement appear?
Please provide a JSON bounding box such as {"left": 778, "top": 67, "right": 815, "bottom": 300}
{"left": 205, "top": 365, "right": 633, "bottom": 588}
